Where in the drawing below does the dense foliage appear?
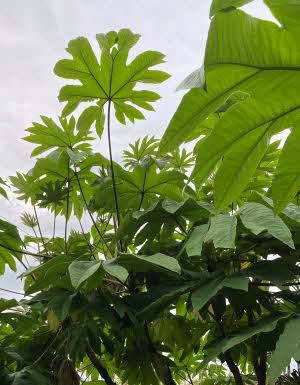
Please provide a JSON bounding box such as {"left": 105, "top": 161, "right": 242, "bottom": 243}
{"left": 1, "top": 1, "right": 300, "bottom": 384}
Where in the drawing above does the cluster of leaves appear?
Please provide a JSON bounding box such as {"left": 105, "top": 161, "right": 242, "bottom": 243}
{"left": 2, "top": 1, "right": 300, "bottom": 385}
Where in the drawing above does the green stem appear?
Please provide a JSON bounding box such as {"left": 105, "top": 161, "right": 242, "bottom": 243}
{"left": 65, "top": 161, "right": 70, "bottom": 254}
{"left": 74, "top": 170, "right": 114, "bottom": 257}
{"left": 107, "top": 100, "right": 120, "bottom": 229}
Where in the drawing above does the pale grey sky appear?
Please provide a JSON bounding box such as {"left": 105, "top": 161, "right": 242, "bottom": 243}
{"left": 0, "top": 0, "right": 275, "bottom": 298}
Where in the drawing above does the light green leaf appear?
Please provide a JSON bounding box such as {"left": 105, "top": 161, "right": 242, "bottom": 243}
{"left": 54, "top": 29, "right": 170, "bottom": 125}
{"left": 214, "top": 123, "right": 270, "bottom": 211}
{"left": 68, "top": 260, "right": 101, "bottom": 289}
{"left": 205, "top": 214, "right": 237, "bottom": 248}
{"left": 185, "top": 224, "right": 209, "bottom": 257}
{"left": 268, "top": 316, "right": 300, "bottom": 385}
{"left": 264, "top": 0, "right": 300, "bottom": 33}
{"left": 239, "top": 202, "right": 295, "bottom": 248}
{"left": 24, "top": 115, "right": 94, "bottom": 157}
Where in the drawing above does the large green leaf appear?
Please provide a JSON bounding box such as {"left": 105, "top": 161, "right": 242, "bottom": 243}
{"left": 199, "top": 313, "right": 287, "bottom": 369}
{"left": 210, "top": 0, "right": 254, "bottom": 17}
{"left": 268, "top": 316, "right": 300, "bottom": 385}
{"left": 239, "top": 202, "right": 295, "bottom": 248}
{"left": 54, "top": 29, "right": 170, "bottom": 126}
{"left": 264, "top": 0, "right": 300, "bottom": 33}
{"left": 160, "top": 8, "right": 300, "bottom": 211}
{"left": 272, "top": 123, "right": 300, "bottom": 212}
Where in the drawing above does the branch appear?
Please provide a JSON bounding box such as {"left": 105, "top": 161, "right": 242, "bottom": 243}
{"left": 0, "top": 242, "right": 51, "bottom": 259}
{"left": 0, "top": 287, "right": 33, "bottom": 297}
{"left": 64, "top": 161, "right": 71, "bottom": 254}
{"left": 33, "top": 205, "right": 49, "bottom": 255}
{"left": 77, "top": 215, "right": 94, "bottom": 255}
{"left": 86, "top": 343, "right": 116, "bottom": 385}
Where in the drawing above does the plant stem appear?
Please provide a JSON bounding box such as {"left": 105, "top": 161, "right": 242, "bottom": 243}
{"left": 138, "top": 169, "right": 147, "bottom": 210}
{"left": 77, "top": 215, "right": 94, "bottom": 255}
{"left": 74, "top": 170, "right": 114, "bottom": 257}
{"left": 107, "top": 100, "right": 121, "bottom": 230}
{"left": 52, "top": 204, "right": 56, "bottom": 241}
{"left": 65, "top": 161, "right": 70, "bottom": 254}
{"left": 33, "top": 205, "right": 49, "bottom": 255}
{"left": 0, "top": 287, "right": 33, "bottom": 297}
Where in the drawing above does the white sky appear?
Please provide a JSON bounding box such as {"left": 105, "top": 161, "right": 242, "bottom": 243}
{"left": 0, "top": 0, "right": 275, "bottom": 298}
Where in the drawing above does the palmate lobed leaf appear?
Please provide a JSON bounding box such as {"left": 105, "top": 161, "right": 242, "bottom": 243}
{"left": 54, "top": 28, "right": 170, "bottom": 128}
{"left": 159, "top": 5, "right": 300, "bottom": 211}
{"left": 23, "top": 115, "right": 94, "bottom": 158}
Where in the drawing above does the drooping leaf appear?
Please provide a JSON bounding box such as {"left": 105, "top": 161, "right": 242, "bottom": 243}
{"left": 191, "top": 274, "right": 248, "bottom": 311}
{"left": 268, "top": 316, "right": 300, "bottom": 385}
{"left": 109, "top": 253, "right": 181, "bottom": 275}
{"left": 68, "top": 261, "right": 101, "bottom": 289}
{"left": 239, "top": 202, "right": 295, "bottom": 248}
{"left": 185, "top": 224, "right": 209, "bottom": 257}
{"left": 205, "top": 214, "right": 237, "bottom": 249}
{"left": 199, "top": 313, "right": 287, "bottom": 369}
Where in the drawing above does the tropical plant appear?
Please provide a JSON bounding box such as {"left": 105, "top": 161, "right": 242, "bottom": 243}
{"left": 2, "top": 1, "right": 300, "bottom": 385}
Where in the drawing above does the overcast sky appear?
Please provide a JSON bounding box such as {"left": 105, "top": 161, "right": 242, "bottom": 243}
{"left": 0, "top": 0, "right": 275, "bottom": 298}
